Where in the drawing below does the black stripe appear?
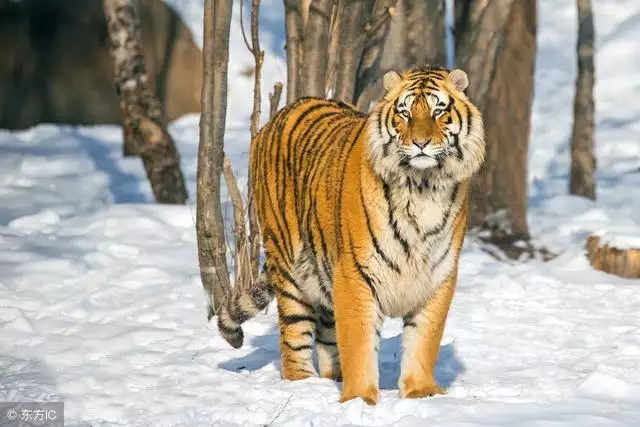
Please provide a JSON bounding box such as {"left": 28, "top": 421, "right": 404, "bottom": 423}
{"left": 360, "top": 185, "right": 400, "bottom": 274}
{"left": 280, "top": 314, "right": 316, "bottom": 325}
{"left": 334, "top": 121, "right": 367, "bottom": 250}
{"left": 275, "top": 288, "right": 314, "bottom": 311}
{"left": 383, "top": 182, "right": 410, "bottom": 256}
{"left": 464, "top": 102, "right": 472, "bottom": 137}
{"left": 283, "top": 342, "right": 313, "bottom": 352}
{"left": 230, "top": 296, "right": 253, "bottom": 323}
{"left": 218, "top": 320, "right": 242, "bottom": 335}
{"left": 403, "top": 320, "right": 417, "bottom": 328}
{"left": 432, "top": 239, "right": 453, "bottom": 270}
{"left": 315, "top": 338, "right": 337, "bottom": 346}
{"left": 422, "top": 184, "right": 459, "bottom": 240}
{"left": 348, "top": 232, "right": 382, "bottom": 307}
{"left": 354, "top": 261, "right": 381, "bottom": 307}
{"left": 262, "top": 227, "right": 288, "bottom": 265}
{"left": 275, "top": 265, "right": 301, "bottom": 291}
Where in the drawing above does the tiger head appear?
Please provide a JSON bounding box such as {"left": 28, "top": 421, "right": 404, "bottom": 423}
{"left": 368, "top": 66, "right": 485, "bottom": 186}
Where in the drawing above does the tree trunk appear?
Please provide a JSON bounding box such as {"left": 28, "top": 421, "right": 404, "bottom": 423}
{"left": 570, "top": 0, "right": 596, "bottom": 200}
{"left": 333, "top": 0, "right": 374, "bottom": 103}
{"left": 299, "top": 0, "right": 333, "bottom": 97}
{"left": 353, "top": 0, "right": 398, "bottom": 110}
{"left": 283, "top": 0, "right": 304, "bottom": 103}
{"left": 197, "top": 0, "right": 233, "bottom": 318}
{"left": 456, "top": 0, "right": 536, "bottom": 240}
{"left": 120, "top": 101, "right": 139, "bottom": 156}
{"left": 102, "top": 0, "right": 188, "bottom": 204}
{"left": 403, "top": 0, "right": 445, "bottom": 66}
{"left": 586, "top": 234, "right": 640, "bottom": 279}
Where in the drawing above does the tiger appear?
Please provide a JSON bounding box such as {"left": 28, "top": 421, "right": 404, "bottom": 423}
{"left": 215, "top": 65, "right": 485, "bottom": 405}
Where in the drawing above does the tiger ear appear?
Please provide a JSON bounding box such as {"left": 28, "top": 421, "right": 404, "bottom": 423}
{"left": 383, "top": 71, "right": 403, "bottom": 92}
{"left": 448, "top": 69, "right": 469, "bottom": 92}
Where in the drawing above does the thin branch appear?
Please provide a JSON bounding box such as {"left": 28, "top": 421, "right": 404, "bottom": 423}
{"left": 249, "top": 0, "right": 264, "bottom": 139}
{"left": 269, "top": 82, "right": 283, "bottom": 119}
{"left": 324, "top": 0, "right": 342, "bottom": 96}
{"left": 239, "top": 0, "right": 252, "bottom": 53}
{"left": 223, "top": 156, "right": 251, "bottom": 291}
{"left": 248, "top": 0, "right": 264, "bottom": 282}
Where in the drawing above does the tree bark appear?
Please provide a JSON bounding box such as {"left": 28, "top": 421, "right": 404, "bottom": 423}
{"left": 456, "top": 0, "right": 536, "bottom": 240}
{"left": 403, "top": 0, "right": 445, "bottom": 67}
{"left": 102, "top": 0, "right": 188, "bottom": 204}
{"left": 353, "top": 0, "right": 398, "bottom": 110}
{"left": 299, "top": 0, "right": 333, "bottom": 97}
{"left": 570, "top": 0, "right": 596, "bottom": 200}
{"left": 197, "top": 0, "right": 233, "bottom": 318}
{"left": 333, "top": 0, "right": 374, "bottom": 103}
{"left": 284, "top": 0, "right": 304, "bottom": 103}
{"left": 587, "top": 234, "right": 640, "bottom": 279}
{"left": 120, "top": 101, "right": 139, "bottom": 156}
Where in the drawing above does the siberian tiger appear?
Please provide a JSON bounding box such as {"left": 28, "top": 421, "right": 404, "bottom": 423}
{"left": 216, "top": 66, "right": 485, "bottom": 405}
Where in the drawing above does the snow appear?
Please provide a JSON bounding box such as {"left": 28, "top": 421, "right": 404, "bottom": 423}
{"left": 2, "top": 0, "right": 640, "bottom": 425}
{"left": 593, "top": 226, "right": 640, "bottom": 250}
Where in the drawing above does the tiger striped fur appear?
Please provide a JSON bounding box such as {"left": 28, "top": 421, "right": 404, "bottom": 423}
{"left": 216, "top": 66, "right": 485, "bottom": 404}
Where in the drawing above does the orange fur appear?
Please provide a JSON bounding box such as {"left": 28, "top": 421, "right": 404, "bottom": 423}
{"left": 217, "top": 66, "right": 485, "bottom": 404}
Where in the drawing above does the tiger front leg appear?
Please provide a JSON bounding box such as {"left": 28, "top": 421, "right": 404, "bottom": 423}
{"left": 333, "top": 264, "right": 381, "bottom": 405}
{"left": 399, "top": 274, "right": 456, "bottom": 398}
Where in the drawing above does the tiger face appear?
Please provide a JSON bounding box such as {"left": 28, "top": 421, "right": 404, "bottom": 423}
{"left": 368, "top": 66, "right": 485, "bottom": 186}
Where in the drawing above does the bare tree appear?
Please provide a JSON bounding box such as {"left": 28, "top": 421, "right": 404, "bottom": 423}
{"left": 283, "top": 0, "right": 304, "bottom": 103}
{"left": 102, "top": 0, "right": 188, "bottom": 204}
{"left": 456, "top": 0, "right": 537, "bottom": 243}
{"left": 331, "top": 0, "right": 373, "bottom": 103}
{"left": 299, "top": 0, "right": 333, "bottom": 97}
{"left": 570, "top": 0, "right": 596, "bottom": 200}
{"left": 198, "top": 0, "right": 233, "bottom": 317}
{"left": 240, "top": 0, "right": 267, "bottom": 283}
{"left": 353, "top": 0, "right": 398, "bottom": 110}
{"left": 354, "top": 0, "right": 443, "bottom": 110}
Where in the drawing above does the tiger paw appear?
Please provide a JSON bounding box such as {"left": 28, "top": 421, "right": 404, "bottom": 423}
{"left": 281, "top": 367, "right": 317, "bottom": 381}
{"left": 339, "top": 384, "right": 379, "bottom": 406}
{"left": 399, "top": 376, "right": 446, "bottom": 399}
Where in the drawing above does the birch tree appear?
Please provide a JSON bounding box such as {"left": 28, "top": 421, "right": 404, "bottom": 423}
{"left": 102, "top": 0, "right": 188, "bottom": 204}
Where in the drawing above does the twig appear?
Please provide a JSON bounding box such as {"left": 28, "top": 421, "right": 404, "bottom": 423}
{"left": 249, "top": 0, "right": 264, "bottom": 139}
{"left": 324, "top": 0, "right": 341, "bottom": 96}
{"left": 223, "top": 156, "right": 251, "bottom": 291}
{"left": 239, "top": 0, "right": 252, "bottom": 53}
{"left": 247, "top": 0, "right": 264, "bottom": 281}
{"left": 264, "top": 396, "right": 293, "bottom": 426}
{"left": 269, "top": 82, "right": 283, "bottom": 119}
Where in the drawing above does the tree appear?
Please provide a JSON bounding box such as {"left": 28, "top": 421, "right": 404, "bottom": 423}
{"left": 102, "top": 0, "right": 188, "bottom": 204}
{"left": 198, "top": 0, "right": 280, "bottom": 319}
{"left": 455, "top": 0, "right": 537, "bottom": 242}
{"left": 570, "top": 0, "right": 596, "bottom": 200}
{"left": 299, "top": 0, "right": 333, "bottom": 97}
{"left": 198, "top": 0, "right": 233, "bottom": 316}
{"left": 283, "top": 0, "right": 305, "bottom": 103}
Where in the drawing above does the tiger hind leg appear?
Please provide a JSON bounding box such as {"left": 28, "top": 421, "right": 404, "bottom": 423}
{"left": 270, "top": 264, "right": 318, "bottom": 380}
{"left": 315, "top": 306, "right": 342, "bottom": 381}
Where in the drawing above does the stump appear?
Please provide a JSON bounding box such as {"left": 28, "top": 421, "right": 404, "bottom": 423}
{"left": 586, "top": 230, "right": 640, "bottom": 279}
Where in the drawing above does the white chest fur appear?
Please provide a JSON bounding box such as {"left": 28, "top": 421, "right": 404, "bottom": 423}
{"left": 365, "top": 181, "right": 464, "bottom": 318}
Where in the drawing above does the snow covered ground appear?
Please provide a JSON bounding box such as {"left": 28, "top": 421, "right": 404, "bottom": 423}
{"left": 2, "top": 0, "right": 640, "bottom": 425}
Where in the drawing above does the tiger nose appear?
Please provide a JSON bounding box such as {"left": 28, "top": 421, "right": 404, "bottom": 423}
{"left": 412, "top": 139, "right": 430, "bottom": 149}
